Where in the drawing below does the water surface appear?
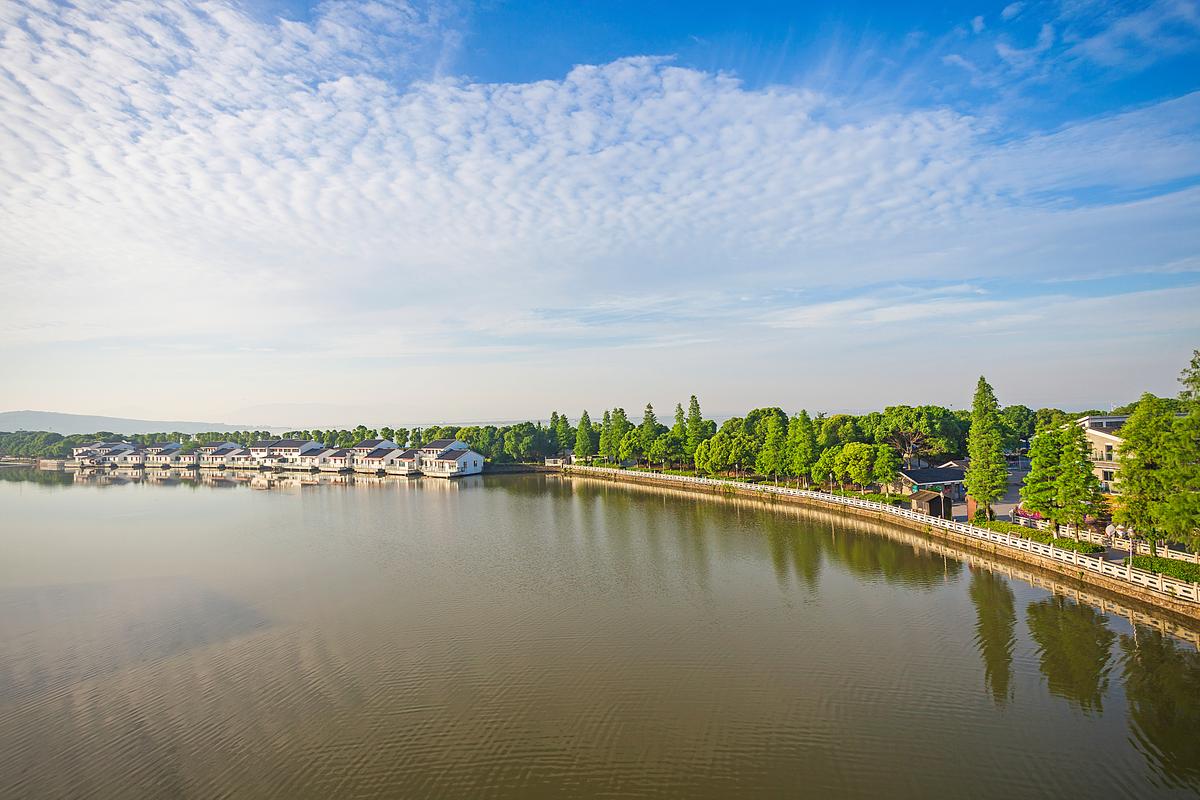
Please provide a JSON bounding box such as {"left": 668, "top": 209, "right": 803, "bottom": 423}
{"left": 1, "top": 469, "right": 1198, "bottom": 798}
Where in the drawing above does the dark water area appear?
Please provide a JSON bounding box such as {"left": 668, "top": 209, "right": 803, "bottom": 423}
{"left": 1, "top": 470, "right": 1198, "bottom": 798}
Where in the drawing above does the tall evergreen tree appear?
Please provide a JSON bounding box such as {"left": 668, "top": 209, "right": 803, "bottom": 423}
{"left": 1056, "top": 423, "right": 1105, "bottom": 532}
{"left": 598, "top": 410, "right": 613, "bottom": 463}
{"left": 1115, "top": 393, "right": 1175, "bottom": 536}
{"left": 1021, "top": 426, "right": 1063, "bottom": 521}
{"left": 755, "top": 415, "right": 787, "bottom": 484}
{"left": 786, "top": 410, "right": 818, "bottom": 487}
{"left": 685, "top": 395, "right": 708, "bottom": 461}
{"left": 965, "top": 376, "right": 1008, "bottom": 520}
{"left": 574, "top": 411, "right": 595, "bottom": 462}
{"left": 672, "top": 403, "right": 686, "bottom": 437}
{"left": 1160, "top": 352, "right": 1200, "bottom": 549}
{"left": 554, "top": 413, "right": 574, "bottom": 454}
{"left": 610, "top": 408, "right": 631, "bottom": 462}
{"left": 639, "top": 403, "right": 659, "bottom": 452}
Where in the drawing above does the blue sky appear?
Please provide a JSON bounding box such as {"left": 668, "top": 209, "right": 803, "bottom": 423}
{"left": 1, "top": 0, "right": 1198, "bottom": 427}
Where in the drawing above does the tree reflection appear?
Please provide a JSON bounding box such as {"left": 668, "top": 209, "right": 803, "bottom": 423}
{"left": 1026, "top": 595, "right": 1115, "bottom": 713}
{"left": 968, "top": 568, "right": 1015, "bottom": 706}
{"left": 826, "top": 532, "right": 961, "bottom": 589}
{"left": 1120, "top": 626, "right": 1200, "bottom": 790}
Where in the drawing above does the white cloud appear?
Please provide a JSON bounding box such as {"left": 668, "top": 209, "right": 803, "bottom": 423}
{"left": 1002, "top": 3, "right": 1024, "bottom": 21}
{"left": 972, "top": 15, "right": 986, "bottom": 33}
{"left": 0, "top": 0, "right": 1196, "bottom": 420}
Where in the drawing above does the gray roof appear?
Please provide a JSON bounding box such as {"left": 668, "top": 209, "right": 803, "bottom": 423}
{"left": 249, "top": 440, "right": 278, "bottom": 449}
{"left": 423, "top": 438, "right": 459, "bottom": 449}
{"left": 397, "top": 449, "right": 420, "bottom": 459}
{"left": 352, "top": 439, "right": 389, "bottom": 449}
{"left": 899, "top": 467, "right": 966, "bottom": 485}
{"left": 272, "top": 439, "right": 313, "bottom": 449}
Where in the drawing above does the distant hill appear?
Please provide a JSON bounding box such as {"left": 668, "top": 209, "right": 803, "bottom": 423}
{"left": 0, "top": 410, "right": 274, "bottom": 436}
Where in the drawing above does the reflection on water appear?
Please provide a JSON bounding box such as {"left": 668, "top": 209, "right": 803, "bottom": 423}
{"left": 1, "top": 471, "right": 1199, "bottom": 798}
{"left": 970, "top": 567, "right": 1016, "bottom": 706}
{"left": 1027, "top": 595, "right": 1116, "bottom": 713}
{"left": 1121, "top": 627, "right": 1200, "bottom": 790}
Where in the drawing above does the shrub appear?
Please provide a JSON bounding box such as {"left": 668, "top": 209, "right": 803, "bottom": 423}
{"left": 1131, "top": 556, "right": 1200, "bottom": 584}
{"left": 973, "top": 520, "right": 1105, "bottom": 554}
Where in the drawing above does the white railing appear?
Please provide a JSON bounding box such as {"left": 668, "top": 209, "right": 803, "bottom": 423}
{"left": 564, "top": 466, "right": 1199, "bottom": 604}
{"left": 1013, "top": 516, "right": 1200, "bottom": 565}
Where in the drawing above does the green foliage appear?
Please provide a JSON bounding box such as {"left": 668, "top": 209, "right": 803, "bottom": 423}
{"left": 598, "top": 410, "right": 613, "bottom": 463}
{"left": 872, "top": 444, "right": 900, "bottom": 488}
{"left": 1021, "top": 426, "right": 1062, "bottom": 520}
{"left": 754, "top": 414, "right": 787, "bottom": 480}
{"left": 1115, "top": 393, "right": 1176, "bottom": 534}
{"left": 684, "top": 395, "right": 710, "bottom": 459}
{"left": 973, "top": 519, "right": 1105, "bottom": 554}
{"left": 574, "top": 410, "right": 595, "bottom": 460}
{"left": 1000, "top": 404, "right": 1036, "bottom": 452}
{"left": 876, "top": 405, "right": 962, "bottom": 466}
{"left": 812, "top": 445, "right": 840, "bottom": 486}
{"left": 1131, "top": 557, "right": 1200, "bottom": 584}
{"left": 836, "top": 442, "right": 876, "bottom": 488}
{"left": 1056, "top": 424, "right": 1105, "bottom": 530}
{"left": 965, "top": 376, "right": 1008, "bottom": 518}
{"left": 786, "top": 410, "right": 817, "bottom": 484}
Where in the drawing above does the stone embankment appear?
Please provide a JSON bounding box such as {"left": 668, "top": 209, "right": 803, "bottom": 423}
{"left": 562, "top": 465, "right": 1200, "bottom": 623}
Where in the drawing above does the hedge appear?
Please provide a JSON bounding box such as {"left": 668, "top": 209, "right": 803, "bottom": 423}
{"left": 1131, "top": 556, "right": 1200, "bottom": 584}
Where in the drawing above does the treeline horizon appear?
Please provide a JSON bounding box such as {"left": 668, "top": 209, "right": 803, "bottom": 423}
{"left": 1, "top": 391, "right": 1189, "bottom": 466}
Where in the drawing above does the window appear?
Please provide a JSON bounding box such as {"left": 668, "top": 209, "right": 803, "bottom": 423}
{"left": 1102, "top": 470, "right": 1114, "bottom": 482}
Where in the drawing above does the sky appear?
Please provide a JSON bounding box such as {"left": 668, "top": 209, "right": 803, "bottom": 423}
{"left": 1, "top": 0, "right": 1199, "bottom": 428}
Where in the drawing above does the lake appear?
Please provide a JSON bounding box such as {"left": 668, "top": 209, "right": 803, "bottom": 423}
{"left": 1, "top": 468, "right": 1198, "bottom": 798}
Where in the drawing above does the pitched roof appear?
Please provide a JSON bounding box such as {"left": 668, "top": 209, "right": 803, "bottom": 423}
{"left": 422, "top": 438, "right": 460, "bottom": 449}
{"left": 272, "top": 439, "right": 313, "bottom": 448}
{"left": 352, "top": 439, "right": 389, "bottom": 449}
{"left": 435, "top": 449, "right": 475, "bottom": 461}
{"left": 249, "top": 440, "right": 279, "bottom": 449}
{"left": 397, "top": 449, "right": 420, "bottom": 459}
{"left": 364, "top": 447, "right": 395, "bottom": 460}
{"left": 898, "top": 467, "right": 966, "bottom": 485}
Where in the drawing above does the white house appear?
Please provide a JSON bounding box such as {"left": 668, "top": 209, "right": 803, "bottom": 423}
{"left": 296, "top": 447, "right": 338, "bottom": 470}
{"left": 228, "top": 449, "right": 258, "bottom": 469}
{"left": 350, "top": 438, "right": 400, "bottom": 455}
{"left": 321, "top": 449, "right": 354, "bottom": 472}
{"left": 353, "top": 447, "right": 407, "bottom": 473}
{"left": 195, "top": 441, "right": 240, "bottom": 455}
{"left": 385, "top": 449, "right": 423, "bottom": 476}
{"left": 199, "top": 445, "right": 241, "bottom": 468}
{"left": 422, "top": 449, "right": 484, "bottom": 478}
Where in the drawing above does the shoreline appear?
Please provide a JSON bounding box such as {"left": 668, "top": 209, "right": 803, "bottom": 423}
{"left": 562, "top": 465, "right": 1200, "bottom": 625}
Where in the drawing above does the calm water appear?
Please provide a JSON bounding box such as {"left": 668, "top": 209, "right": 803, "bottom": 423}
{"left": 1, "top": 468, "right": 1198, "bottom": 798}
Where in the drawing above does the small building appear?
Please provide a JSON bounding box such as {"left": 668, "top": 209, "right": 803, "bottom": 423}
{"left": 423, "top": 449, "right": 484, "bottom": 478}
{"left": 195, "top": 441, "right": 240, "bottom": 455}
{"left": 910, "top": 489, "right": 953, "bottom": 519}
{"left": 350, "top": 439, "right": 400, "bottom": 455}
{"left": 889, "top": 466, "right": 967, "bottom": 501}
{"left": 1076, "top": 416, "right": 1127, "bottom": 493}
{"left": 386, "top": 449, "right": 423, "bottom": 476}
{"left": 321, "top": 449, "right": 354, "bottom": 472}
{"left": 199, "top": 445, "right": 240, "bottom": 468}
{"left": 353, "top": 447, "right": 407, "bottom": 473}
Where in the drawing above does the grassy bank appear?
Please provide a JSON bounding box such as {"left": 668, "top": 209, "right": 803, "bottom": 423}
{"left": 973, "top": 519, "right": 1105, "bottom": 554}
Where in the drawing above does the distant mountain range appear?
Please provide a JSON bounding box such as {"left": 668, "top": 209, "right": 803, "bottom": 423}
{"left": 0, "top": 410, "right": 274, "bottom": 436}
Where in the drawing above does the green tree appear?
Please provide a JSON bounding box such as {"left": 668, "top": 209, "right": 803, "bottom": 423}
{"left": 1056, "top": 423, "right": 1105, "bottom": 532}
{"left": 838, "top": 442, "right": 876, "bottom": 492}
{"left": 812, "top": 445, "right": 841, "bottom": 488}
{"left": 671, "top": 403, "right": 686, "bottom": 438}
{"left": 610, "top": 408, "right": 632, "bottom": 460}
{"left": 755, "top": 414, "right": 787, "bottom": 484}
{"left": 872, "top": 444, "right": 901, "bottom": 493}
{"left": 598, "top": 410, "right": 613, "bottom": 463}
{"left": 965, "top": 376, "right": 1008, "bottom": 520}
{"left": 618, "top": 429, "right": 642, "bottom": 465}
{"left": 685, "top": 395, "right": 710, "bottom": 462}
{"left": 574, "top": 411, "right": 595, "bottom": 462}
{"left": 877, "top": 405, "right": 960, "bottom": 467}
{"left": 786, "top": 410, "right": 818, "bottom": 487}
{"left": 554, "top": 413, "right": 574, "bottom": 454}
{"left": 639, "top": 403, "right": 659, "bottom": 454}
{"left": 1160, "top": 351, "right": 1200, "bottom": 550}
{"left": 648, "top": 434, "right": 671, "bottom": 468}
{"left": 1021, "top": 427, "right": 1063, "bottom": 521}
{"left": 1115, "top": 393, "right": 1175, "bottom": 537}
